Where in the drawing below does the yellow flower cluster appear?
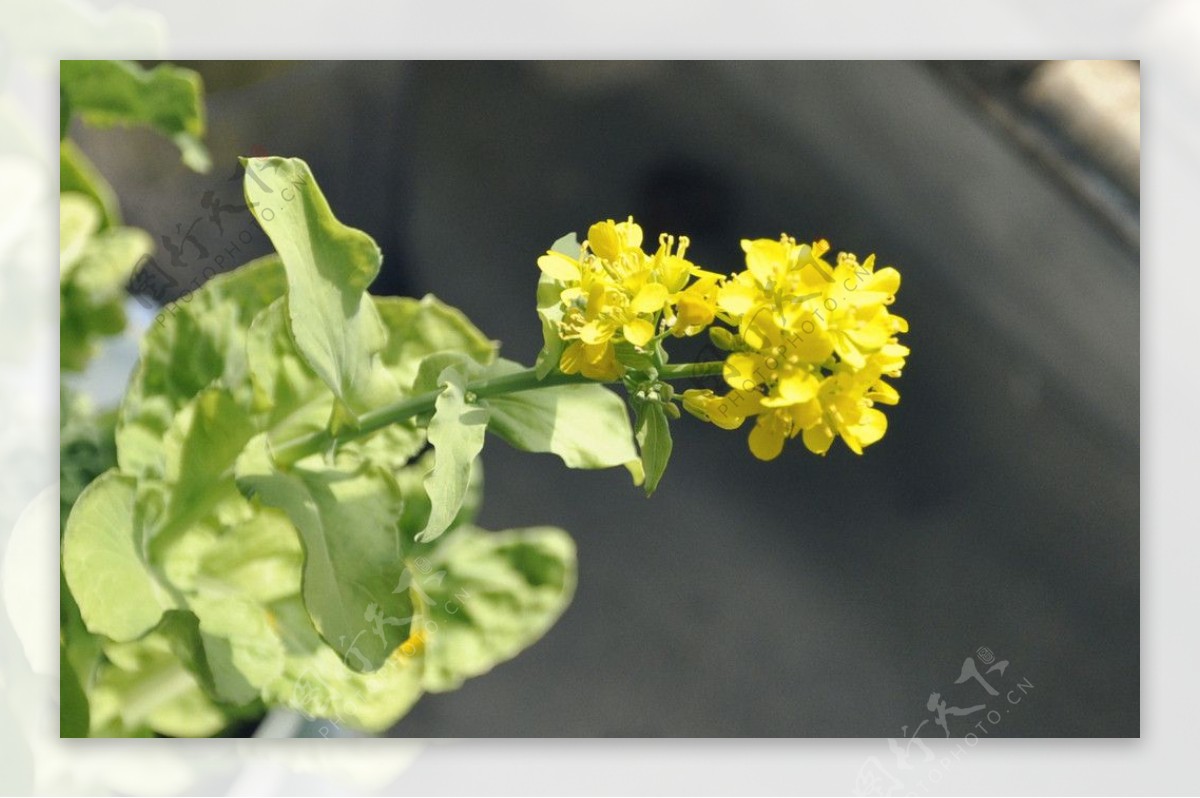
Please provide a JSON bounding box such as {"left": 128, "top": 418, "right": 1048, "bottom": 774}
{"left": 537, "top": 220, "right": 909, "bottom": 461}
{"left": 537, "top": 218, "right": 721, "bottom": 380}
{"left": 682, "top": 236, "right": 909, "bottom": 460}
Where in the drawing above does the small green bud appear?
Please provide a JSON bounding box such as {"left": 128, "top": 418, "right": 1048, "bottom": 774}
{"left": 709, "top": 326, "right": 736, "bottom": 351}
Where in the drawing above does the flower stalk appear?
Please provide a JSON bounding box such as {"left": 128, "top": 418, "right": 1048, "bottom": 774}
{"left": 273, "top": 361, "right": 724, "bottom": 467}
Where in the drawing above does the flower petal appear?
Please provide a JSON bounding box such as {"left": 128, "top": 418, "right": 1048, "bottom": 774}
{"left": 537, "top": 251, "right": 581, "bottom": 282}
{"left": 776, "top": 370, "right": 819, "bottom": 403}
{"left": 623, "top": 318, "right": 655, "bottom": 347}
{"left": 867, "top": 380, "right": 900, "bottom": 405}
{"left": 559, "top": 341, "right": 585, "bottom": 374}
{"left": 630, "top": 282, "right": 669, "bottom": 314}
{"left": 579, "top": 320, "right": 613, "bottom": 345}
{"left": 717, "top": 281, "right": 759, "bottom": 318}
{"left": 587, "top": 221, "right": 621, "bottom": 261}
{"left": 802, "top": 423, "right": 834, "bottom": 455}
{"left": 748, "top": 416, "right": 786, "bottom": 461}
{"left": 848, "top": 407, "right": 887, "bottom": 449}
{"left": 742, "top": 238, "right": 787, "bottom": 285}
{"left": 723, "top": 352, "right": 764, "bottom": 391}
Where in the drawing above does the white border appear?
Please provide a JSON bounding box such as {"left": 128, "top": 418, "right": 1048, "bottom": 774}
{"left": 2, "top": 0, "right": 1190, "bottom": 793}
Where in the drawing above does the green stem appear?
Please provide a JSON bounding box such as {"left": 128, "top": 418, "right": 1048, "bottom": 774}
{"left": 273, "top": 360, "right": 724, "bottom": 467}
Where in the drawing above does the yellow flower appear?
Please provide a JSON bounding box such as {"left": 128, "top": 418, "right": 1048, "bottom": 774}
{"left": 800, "top": 365, "right": 896, "bottom": 456}
{"left": 681, "top": 387, "right": 762, "bottom": 430}
{"left": 537, "top": 218, "right": 718, "bottom": 380}
{"left": 692, "top": 234, "right": 909, "bottom": 460}
{"left": 717, "top": 236, "right": 833, "bottom": 319}
{"left": 666, "top": 272, "right": 722, "bottom": 337}
{"left": 535, "top": 223, "right": 908, "bottom": 459}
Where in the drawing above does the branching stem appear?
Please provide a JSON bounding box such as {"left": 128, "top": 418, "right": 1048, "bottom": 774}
{"left": 273, "top": 361, "right": 724, "bottom": 467}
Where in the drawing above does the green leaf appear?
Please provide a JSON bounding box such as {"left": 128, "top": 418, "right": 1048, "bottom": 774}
{"left": 375, "top": 295, "right": 496, "bottom": 389}
{"left": 142, "top": 516, "right": 294, "bottom": 708}
{"left": 60, "top": 387, "right": 118, "bottom": 530}
{"left": 412, "top": 350, "right": 479, "bottom": 396}
{"left": 62, "top": 471, "right": 174, "bottom": 642}
{"left": 61, "top": 572, "right": 105, "bottom": 704}
{"left": 60, "top": 644, "right": 90, "bottom": 738}
{"left": 61, "top": 60, "right": 210, "bottom": 172}
{"left": 151, "top": 388, "right": 258, "bottom": 548}
{"left": 635, "top": 401, "right": 673, "bottom": 496}
{"left": 58, "top": 197, "right": 153, "bottom": 372}
{"left": 244, "top": 297, "right": 327, "bottom": 438}
{"left": 393, "top": 450, "right": 484, "bottom": 548}
{"left": 417, "top": 525, "right": 576, "bottom": 692}
{"left": 59, "top": 192, "right": 100, "bottom": 275}
{"left": 534, "top": 233, "right": 577, "bottom": 379}
{"left": 196, "top": 510, "right": 303, "bottom": 605}
{"left": 158, "top": 509, "right": 420, "bottom": 732}
{"left": 60, "top": 140, "right": 121, "bottom": 228}
{"left": 89, "top": 632, "right": 235, "bottom": 737}
{"left": 246, "top": 297, "right": 428, "bottom": 474}
{"left": 180, "top": 596, "right": 283, "bottom": 706}
{"left": 235, "top": 434, "right": 414, "bottom": 672}
{"left": 260, "top": 596, "right": 424, "bottom": 733}
{"left": 172, "top": 514, "right": 300, "bottom": 705}
{"left": 66, "top": 225, "right": 152, "bottom": 298}
{"left": 481, "top": 358, "right": 639, "bottom": 469}
{"left": 117, "top": 254, "right": 286, "bottom": 479}
{"left": 241, "top": 156, "right": 397, "bottom": 420}
{"left": 418, "top": 366, "right": 490, "bottom": 543}
{"left": 149, "top": 609, "right": 257, "bottom": 708}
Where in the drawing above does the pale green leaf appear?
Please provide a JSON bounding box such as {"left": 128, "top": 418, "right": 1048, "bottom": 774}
{"left": 417, "top": 525, "right": 576, "bottom": 692}
{"left": 117, "top": 254, "right": 286, "bottom": 479}
{"left": 418, "top": 366, "right": 490, "bottom": 543}
{"left": 59, "top": 192, "right": 100, "bottom": 276}
{"left": 66, "top": 225, "right": 152, "bottom": 298}
{"left": 375, "top": 295, "right": 496, "bottom": 389}
{"left": 60, "top": 140, "right": 121, "bottom": 228}
{"left": 235, "top": 434, "right": 414, "bottom": 672}
{"left": 186, "top": 595, "right": 285, "bottom": 705}
{"left": 152, "top": 388, "right": 258, "bottom": 548}
{"left": 245, "top": 297, "right": 328, "bottom": 441}
{"left": 60, "top": 387, "right": 118, "bottom": 530}
{"left": 393, "top": 450, "right": 484, "bottom": 548}
{"left": 61, "top": 60, "right": 210, "bottom": 172}
{"left": 148, "top": 517, "right": 295, "bottom": 707}
{"left": 261, "top": 596, "right": 424, "bottom": 733}
{"left": 534, "top": 233, "right": 577, "bottom": 379}
{"left": 60, "top": 291, "right": 125, "bottom": 372}
{"left": 481, "top": 358, "right": 639, "bottom": 469}
{"left": 246, "top": 298, "right": 427, "bottom": 466}
{"left": 635, "top": 401, "right": 673, "bottom": 496}
{"left": 196, "top": 509, "right": 303, "bottom": 605}
{"left": 241, "top": 156, "right": 397, "bottom": 420}
{"left": 149, "top": 609, "right": 256, "bottom": 708}
{"left": 168, "top": 510, "right": 420, "bottom": 731}
{"left": 61, "top": 572, "right": 105, "bottom": 701}
{"left": 412, "top": 350, "right": 479, "bottom": 396}
{"left": 59, "top": 208, "right": 153, "bottom": 372}
{"left": 62, "top": 471, "right": 174, "bottom": 642}
{"left": 89, "top": 633, "right": 233, "bottom": 737}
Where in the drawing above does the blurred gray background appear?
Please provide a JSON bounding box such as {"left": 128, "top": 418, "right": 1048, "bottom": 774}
{"left": 75, "top": 60, "right": 1139, "bottom": 737}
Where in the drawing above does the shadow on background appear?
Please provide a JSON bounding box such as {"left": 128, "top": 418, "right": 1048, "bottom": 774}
{"left": 81, "top": 61, "right": 1138, "bottom": 736}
